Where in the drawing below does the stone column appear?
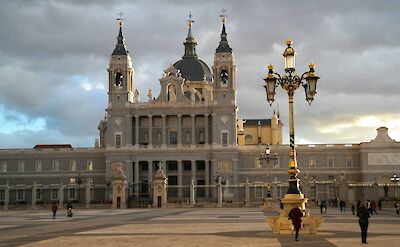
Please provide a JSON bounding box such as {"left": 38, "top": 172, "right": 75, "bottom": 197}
{"left": 211, "top": 113, "right": 217, "bottom": 145}
{"left": 191, "top": 114, "right": 196, "bottom": 145}
{"left": 85, "top": 181, "right": 91, "bottom": 208}
{"left": 211, "top": 159, "right": 217, "bottom": 199}
{"left": 31, "top": 181, "right": 37, "bottom": 208}
{"left": 4, "top": 182, "right": 9, "bottom": 210}
{"left": 217, "top": 177, "right": 223, "bottom": 207}
{"left": 148, "top": 115, "right": 153, "bottom": 147}
{"left": 177, "top": 114, "right": 182, "bottom": 146}
{"left": 106, "top": 160, "right": 111, "bottom": 182}
{"left": 126, "top": 160, "right": 133, "bottom": 197}
{"left": 245, "top": 178, "right": 250, "bottom": 206}
{"left": 148, "top": 161, "right": 153, "bottom": 187}
{"left": 178, "top": 160, "right": 183, "bottom": 198}
{"left": 162, "top": 115, "right": 166, "bottom": 147}
{"left": 191, "top": 160, "right": 196, "bottom": 184}
{"left": 232, "top": 159, "right": 239, "bottom": 185}
{"left": 190, "top": 179, "right": 195, "bottom": 206}
{"left": 204, "top": 114, "right": 209, "bottom": 145}
{"left": 59, "top": 183, "right": 64, "bottom": 206}
{"left": 135, "top": 115, "right": 139, "bottom": 147}
{"left": 205, "top": 160, "right": 210, "bottom": 197}
{"left": 126, "top": 114, "right": 132, "bottom": 146}
{"left": 134, "top": 161, "right": 140, "bottom": 198}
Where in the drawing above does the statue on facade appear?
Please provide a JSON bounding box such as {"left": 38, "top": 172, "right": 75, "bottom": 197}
{"left": 134, "top": 89, "right": 140, "bottom": 102}
{"left": 147, "top": 89, "right": 153, "bottom": 102}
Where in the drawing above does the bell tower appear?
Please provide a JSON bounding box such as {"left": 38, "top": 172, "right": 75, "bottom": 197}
{"left": 212, "top": 13, "right": 237, "bottom": 145}
{"left": 108, "top": 16, "right": 134, "bottom": 107}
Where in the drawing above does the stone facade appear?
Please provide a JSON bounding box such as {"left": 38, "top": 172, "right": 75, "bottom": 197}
{"left": 0, "top": 20, "right": 399, "bottom": 209}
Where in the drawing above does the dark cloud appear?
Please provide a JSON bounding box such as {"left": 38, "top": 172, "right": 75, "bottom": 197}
{"left": 0, "top": 0, "right": 399, "bottom": 148}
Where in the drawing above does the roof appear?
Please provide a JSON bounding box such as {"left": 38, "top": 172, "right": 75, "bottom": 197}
{"left": 173, "top": 57, "right": 212, "bottom": 82}
{"left": 243, "top": 119, "right": 272, "bottom": 126}
{"left": 33, "top": 144, "right": 73, "bottom": 149}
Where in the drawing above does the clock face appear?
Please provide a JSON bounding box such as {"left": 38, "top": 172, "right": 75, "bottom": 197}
{"left": 220, "top": 70, "right": 229, "bottom": 84}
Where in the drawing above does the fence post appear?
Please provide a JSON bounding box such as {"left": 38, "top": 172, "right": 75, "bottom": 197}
{"left": 190, "top": 179, "right": 195, "bottom": 206}
{"left": 245, "top": 178, "right": 250, "bottom": 206}
{"left": 217, "top": 177, "right": 223, "bottom": 207}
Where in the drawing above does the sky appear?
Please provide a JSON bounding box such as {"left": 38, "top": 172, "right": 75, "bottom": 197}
{"left": 0, "top": 0, "right": 399, "bottom": 148}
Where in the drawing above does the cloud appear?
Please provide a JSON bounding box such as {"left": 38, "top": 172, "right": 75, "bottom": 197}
{"left": 0, "top": 0, "right": 399, "bottom": 147}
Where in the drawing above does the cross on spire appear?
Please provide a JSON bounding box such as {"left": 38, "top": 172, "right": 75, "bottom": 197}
{"left": 117, "top": 11, "right": 125, "bottom": 26}
{"left": 187, "top": 12, "right": 194, "bottom": 27}
{"left": 220, "top": 8, "right": 228, "bottom": 23}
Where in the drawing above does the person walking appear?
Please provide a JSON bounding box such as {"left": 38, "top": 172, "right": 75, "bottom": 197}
{"left": 51, "top": 202, "right": 58, "bottom": 219}
{"left": 371, "top": 200, "right": 377, "bottom": 215}
{"left": 351, "top": 203, "right": 356, "bottom": 215}
{"left": 357, "top": 204, "right": 370, "bottom": 244}
{"left": 395, "top": 202, "right": 400, "bottom": 216}
{"left": 378, "top": 200, "right": 382, "bottom": 211}
{"left": 288, "top": 205, "right": 303, "bottom": 241}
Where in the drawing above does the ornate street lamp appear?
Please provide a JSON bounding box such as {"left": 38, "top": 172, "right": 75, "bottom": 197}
{"left": 391, "top": 174, "right": 399, "bottom": 197}
{"left": 263, "top": 39, "right": 320, "bottom": 196}
{"left": 259, "top": 145, "right": 278, "bottom": 166}
{"left": 263, "top": 39, "right": 324, "bottom": 235}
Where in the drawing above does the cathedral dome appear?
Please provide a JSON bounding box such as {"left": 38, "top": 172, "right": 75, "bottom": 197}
{"left": 173, "top": 18, "right": 212, "bottom": 82}
{"left": 173, "top": 57, "right": 212, "bottom": 82}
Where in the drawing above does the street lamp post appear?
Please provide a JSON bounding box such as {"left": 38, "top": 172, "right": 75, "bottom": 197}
{"left": 313, "top": 178, "right": 318, "bottom": 202}
{"left": 263, "top": 39, "right": 323, "bottom": 235}
{"left": 76, "top": 174, "right": 82, "bottom": 203}
{"left": 259, "top": 145, "right": 278, "bottom": 211}
{"left": 263, "top": 39, "right": 320, "bottom": 196}
{"left": 391, "top": 174, "right": 399, "bottom": 197}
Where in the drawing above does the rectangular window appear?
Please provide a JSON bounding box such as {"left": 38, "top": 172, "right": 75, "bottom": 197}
{"left": 16, "top": 189, "right": 25, "bottom": 201}
{"left": 167, "top": 162, "right": 178, "bottom": 171}
{"left": 52, "top": 160, "right": 59, "bottom": 172}
{"left": 169, "top": 131, "right": 177, "bottom": 145}
{"left": 36, "top": 189, "right": 43, "bottom": 201}
{"left": 309, "top": 157, "right": 316, "bottom": 168}
{"left": 87, "top": 161, "right": 93, "bottom": 171}
{"left": 70, "top": 160, "right": 77, "bottom": 171}
{"left": 0, "top": 190, "right": 5, "bottom": 201}
{"left": 68, "top": 188, "right": 76, "bottom": 200}
{"left": 115, "top": 133, "right": 122, "bottom": 148}
{"left": 51, "top": 189, "right": 58, "bottom": 200}
{"left": 273, "top": 157, "right": 280, "bottom": 169}
{"left": 327, "top": 156, "right": 334, "bottom": 168}
{"left": 35, "top": 160, "right": 42, "bottom": 172}
{"left": 255, "top": 186, "right": 263, "bottom": 198}
{"left": 346, "top": 157, "right": 353, "bottom": 168}
{"left": 197, "top": 161, "right": 205, "bottom": 171}
{"left": 183, "top": 161, "right": 191, "bottom": 171}
{"left": 221, "top": 131, "right": 228, "bottom": 146}
{"left": 140, "top": 162, "right": 148, "bottom": 171}
{"left": 18, "top": 161, "right": 25, "bottom": 172}
{"left": 69, "top": 178, "right": 76, "bottom": 183}
{"left": 0, "top": 161, "right": 7, "bottom": 172}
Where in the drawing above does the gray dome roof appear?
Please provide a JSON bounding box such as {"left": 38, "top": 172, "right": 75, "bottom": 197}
{"left": 173, "top": 57, "right": 212, "bottom": 82}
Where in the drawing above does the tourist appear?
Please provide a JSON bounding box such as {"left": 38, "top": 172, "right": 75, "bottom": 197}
{"left": 395, "top": 202, "right": 400, "bottom": 216}
{"left": 67, "top": 203, "right": 73, "bottom": 217}
{"left": 371, "top": 200, "right": 377, "bottom": 215}
{"left": 378, "top": 200, "right": 382, "bottom": 210}
{"left": 357, "top": 204, "right": 370, "bottom": 244}
{"left": 351, "top": 203, "right": 356, "bottom": 215}
{"left": 51, "top": 202, "right": 58, "bottom": 219}
{"left": 320, "top": 200, "right": 327, "bottom": 214}
{"left": 288, "top": 206, "right": 303, "bottom": 241}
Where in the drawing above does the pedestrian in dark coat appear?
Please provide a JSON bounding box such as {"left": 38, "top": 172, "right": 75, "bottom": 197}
{"left": 378, "top": 200, "right": 382, "bottom": 210}
{"left": 357, "top": 204, "right": 370, "bottom": 244}
{"left": 288, "top": 206, "right": 303, "bottom": 241}
{"left": 51, "top": 202, "right": 58, "bottom": 219}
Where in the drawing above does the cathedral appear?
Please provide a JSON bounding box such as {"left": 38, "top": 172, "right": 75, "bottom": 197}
{"left": 0, "top": 16, "right": 399, "bottom": 209}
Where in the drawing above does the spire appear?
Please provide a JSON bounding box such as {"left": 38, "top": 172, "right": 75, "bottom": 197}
{"left": 183, "top": 12, "right": 197, "bottom": 58}
{"left": 216, "top": 9, "right": 232, "bottom": 53}
{"left": 112, "top": 12, "right": 129, "bottom": 56}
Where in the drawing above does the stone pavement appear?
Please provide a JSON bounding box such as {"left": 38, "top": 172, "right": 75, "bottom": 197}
{"left": 0, "top": 207, "right": 399, "bottom": 246}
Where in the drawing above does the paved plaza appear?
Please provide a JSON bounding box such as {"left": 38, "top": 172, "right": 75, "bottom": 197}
{"left": 0, "top": 207, "right": 399, "bottom": 247}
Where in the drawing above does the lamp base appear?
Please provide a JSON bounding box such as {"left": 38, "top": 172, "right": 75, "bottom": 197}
{"left": 266, "top": 193, "right": 324, "bottom": 235}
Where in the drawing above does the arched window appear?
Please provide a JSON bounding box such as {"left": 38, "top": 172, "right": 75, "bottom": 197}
{"left": 115, "top": 72, "right": 123, "bottom": 87}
